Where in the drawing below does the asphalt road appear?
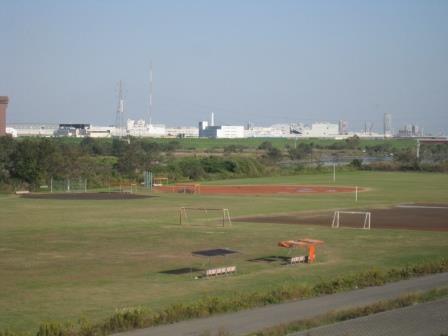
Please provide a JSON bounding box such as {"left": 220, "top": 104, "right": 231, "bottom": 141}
{"left": 114, "top": 272, "right": 448, "bottom": 336}
{"left": 292, "top": 297, "right": 448, "bottom": 336}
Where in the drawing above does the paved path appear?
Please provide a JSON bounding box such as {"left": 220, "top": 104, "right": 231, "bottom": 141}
{"left": 293, "top": 297, "right": 448, "bottom": 336}
{"left": 114, "top": 273, "right": 448, "bottom": 336}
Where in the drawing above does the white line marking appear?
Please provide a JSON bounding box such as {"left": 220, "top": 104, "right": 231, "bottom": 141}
{"left": 397, "top": 205, "right": 448, "bottom": 209}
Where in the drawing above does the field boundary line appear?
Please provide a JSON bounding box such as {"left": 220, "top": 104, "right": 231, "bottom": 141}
{"left": 397, "top": 205, "right": 448, "bottom": 209}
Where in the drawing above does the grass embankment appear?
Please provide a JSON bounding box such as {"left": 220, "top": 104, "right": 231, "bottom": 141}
{"left": 0, "top": 171, "right": 447, "bottom": 332}
{"left": 249, "top": 287, "right": 448, "bottom": 336}
{"left": 3, "top": 260, "right": 448, "bottom": 336}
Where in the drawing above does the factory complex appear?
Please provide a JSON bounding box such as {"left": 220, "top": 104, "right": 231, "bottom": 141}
{"left": 1, "top": 94, "right": 439, "bottom": 140}
{"left": 5, "top": 120, "right": 386, "bottom": 140}
{"left": 3, "top": 114, "right": 431, "bottom": 140}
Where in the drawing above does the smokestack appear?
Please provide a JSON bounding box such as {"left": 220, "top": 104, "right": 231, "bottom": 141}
{"left": 210, "top": 112, "right": 214, "bottom": 126}
{"left": 384, "top": 113, "right": 392, "bottom": 137}
{"left": 0, "top": 96, "right": 9, "bottom": 136}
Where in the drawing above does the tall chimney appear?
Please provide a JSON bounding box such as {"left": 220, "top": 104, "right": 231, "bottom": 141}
{"left": 0, "top": 96, "right": 9, "bottom": 136}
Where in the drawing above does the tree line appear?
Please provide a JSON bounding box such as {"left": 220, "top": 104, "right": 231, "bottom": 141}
{"left": 1, "top": 136, "right": 447, "bottom": 191}
{"left": 0, "top": 137, "right": 268, "bottom": 191}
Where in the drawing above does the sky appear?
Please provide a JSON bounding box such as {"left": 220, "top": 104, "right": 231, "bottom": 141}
{"left": 0, "top": 0, "right": 447, "bottom": 133}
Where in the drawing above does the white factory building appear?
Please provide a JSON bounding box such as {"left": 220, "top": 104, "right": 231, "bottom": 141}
{"left": 166, "top": 126, "right": 199, "bottom": 138}
{"left": 198, "top": 112, "right": 245, "bottom": 138}
{"left": 7, "top": 123, "right": 59, "bottom": 137}
{"left": 245, "top": 124, "right": 292, "bottom": 137}
{"left": 126, "top": 119, "right": 166, "bottom": 137}
{"left": 199, "top": 121, "right": 245, "bottom": 138}
{"left": 246, "top": 122, "right": 340, "bottom": 138}
{"left": 87, "top": 126, "right": 114, "bottom": 138}
{"left": 290, "top": 123, "right": 340, "bottom": 138}
{"left": 5, "top": 127, "right": 18, "bottom": 137}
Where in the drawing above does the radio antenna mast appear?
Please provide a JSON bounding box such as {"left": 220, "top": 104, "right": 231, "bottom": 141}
{"left": 148, "top": 62, "right": 153, "bottom": 126}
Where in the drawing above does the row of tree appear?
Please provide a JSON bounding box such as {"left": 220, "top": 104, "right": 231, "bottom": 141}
{"left": 0, "top": 137, "right": 269, "bottom": 190}
{"left": 1, "top": 136, "right": 447, "bottom": 191}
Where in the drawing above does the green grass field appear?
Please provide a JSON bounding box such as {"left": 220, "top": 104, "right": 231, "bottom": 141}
{"left": 1, "top": 171, "right": 447, "bottom": 332}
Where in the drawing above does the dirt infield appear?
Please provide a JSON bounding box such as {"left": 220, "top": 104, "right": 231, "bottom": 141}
{"left": 236, "top": 204, "right": 448, "bottom": 232}
{"left": 157, "top": 184, "right": 359, "bottom": 195}
{"left": 21, "top": 192, "right": 156, "bottom": 200}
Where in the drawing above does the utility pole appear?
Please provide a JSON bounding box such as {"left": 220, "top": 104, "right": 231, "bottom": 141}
{"left": 333, "top": 162, "right": 336, "bottom": 182}
{"left": 416, "top": 139, "right": 421, "bottom": 160}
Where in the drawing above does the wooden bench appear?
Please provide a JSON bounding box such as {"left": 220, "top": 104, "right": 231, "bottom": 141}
{"left": 289, "top": 255, "right": 308, "bottom": 264}
{"left": 205, "top": 266, "right": 236, "bottom": 278}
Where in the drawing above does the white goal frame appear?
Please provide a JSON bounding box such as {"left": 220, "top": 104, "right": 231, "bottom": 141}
{"left": 179, "top": 207, "right": 232, "bottom": 227}
{"left": 332, "top": 211, "right": 371, "bottom": 230}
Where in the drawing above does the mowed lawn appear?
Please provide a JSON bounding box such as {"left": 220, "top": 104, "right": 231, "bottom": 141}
{"left": 0, "top": 171, "right": 448, "bottom": 332}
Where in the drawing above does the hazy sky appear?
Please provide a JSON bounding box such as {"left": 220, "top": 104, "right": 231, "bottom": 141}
{"left": 0, "top": 0, "right": 447, "bottom": 133}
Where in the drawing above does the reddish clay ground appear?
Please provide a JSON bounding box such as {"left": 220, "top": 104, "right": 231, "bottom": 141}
{"left": 156, "top": 184, "right": 359, "bottom": 195}
{"left": 236, "top": 204, "right": 448, "bottom": 232}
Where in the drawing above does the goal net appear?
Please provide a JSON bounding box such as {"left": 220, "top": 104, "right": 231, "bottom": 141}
{"left": 173, "top": 184, "right": 201, "bottom": 194}
{"left": 49, "top": 177, "right": 87, "bottom": 193}
{"left": 179, "top": 207, "right": 232, "bottom": 227}
{"left": 332, "top": 211, "right": 371, "bottom": 230}
{"left": 153, "top": 177, "right": 169, "bottom": 187}
{"left": 106, "top": 182, "right": 138, "bottom": 193}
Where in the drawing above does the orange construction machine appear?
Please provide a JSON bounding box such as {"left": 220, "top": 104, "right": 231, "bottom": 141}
{"left": 278, "top": 238, "right": 324, "bottom": 263}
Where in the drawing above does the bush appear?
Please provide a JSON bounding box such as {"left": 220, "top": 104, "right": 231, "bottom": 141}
{"left": 104, "top": 307, "right": 151, "bottom": 332}
{"left": 350, "top": 159, "right": 363, "bottom": 169}
{"left": 258, "top": 141, "right": 273, "bottom": 150}
{"left": 36, "top": 322, "right": 74, "bottom": 336}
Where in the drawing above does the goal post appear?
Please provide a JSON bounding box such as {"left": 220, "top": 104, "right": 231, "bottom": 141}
{"left": 179, "top": 207, "right": 232, "bottom": 227}
{"left": 332, "top": 211, "right": 371, "bottom": 230}
{"left": 49, "top": 177, "right": 87, "bottom": 193}
{"left": 153, "top": 177, "right": 168, "bottom": 187}
{"left": 174, "top": 184, "right": 201, "bottom": 194}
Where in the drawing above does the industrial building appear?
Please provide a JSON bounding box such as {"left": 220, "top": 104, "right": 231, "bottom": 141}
{"left": 7, "top": 123, "right": 58, "bottom": 137}
{"left": 54, "top": 123, "right": 90, "bottom": 137}
{"left": 198, "top": 114, "right": 245, "bottom": 138}
{"left": 87, "top": 126, "right": 113, "bottom": 138}
{"left": 397, "top": 124, "right": 423, "bottom": 138}
{"left": 245, "top": 124, "right": 291, "bottom": 137}
{"left": 0, "top": 96, "right": 9, "bottom": 136}
{"left": 166, "top": 126, "right": 199, "bottom": 138}
{"left": 126, "top": 119, "right": 166, "bottom": 137}
{"left": 55, "top": 124, "right": 116, "bottom": 138}
{"left": 199, "top": 124, "right": 245, "bottom": 138}
{"left": 289, "top": 122, "right": 340, "bottom": 138}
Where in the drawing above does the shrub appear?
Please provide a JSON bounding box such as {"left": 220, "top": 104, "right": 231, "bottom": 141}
{"left": 258, "top": 141, "right": 273, "bottom": 150}
{"left": 36, "top": 322, "right": 74, "bottom": 336}
{"left": 350, "top": 159, "right": 363, "bottom": 169}
{"left": 104, "top": 307, "right": 151, "bottom": 332}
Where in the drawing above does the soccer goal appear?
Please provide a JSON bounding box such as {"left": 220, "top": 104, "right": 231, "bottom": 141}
{"left": 49, "top": 177, "right": 87, "bottom": 193}
{"left": 174, "top": 184, "right": 201, "bottom": 194}
{"left": 153, "top": 177, "right": 169, "bottom": 187}
{"left": 107, "top": 182, "right": 137, "bottom": 193}
{"left": 332, "top": 211, "right": 371, "bottom": 230}
{"left": 179, "top": 207, "right": 232, "bottom": 227}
